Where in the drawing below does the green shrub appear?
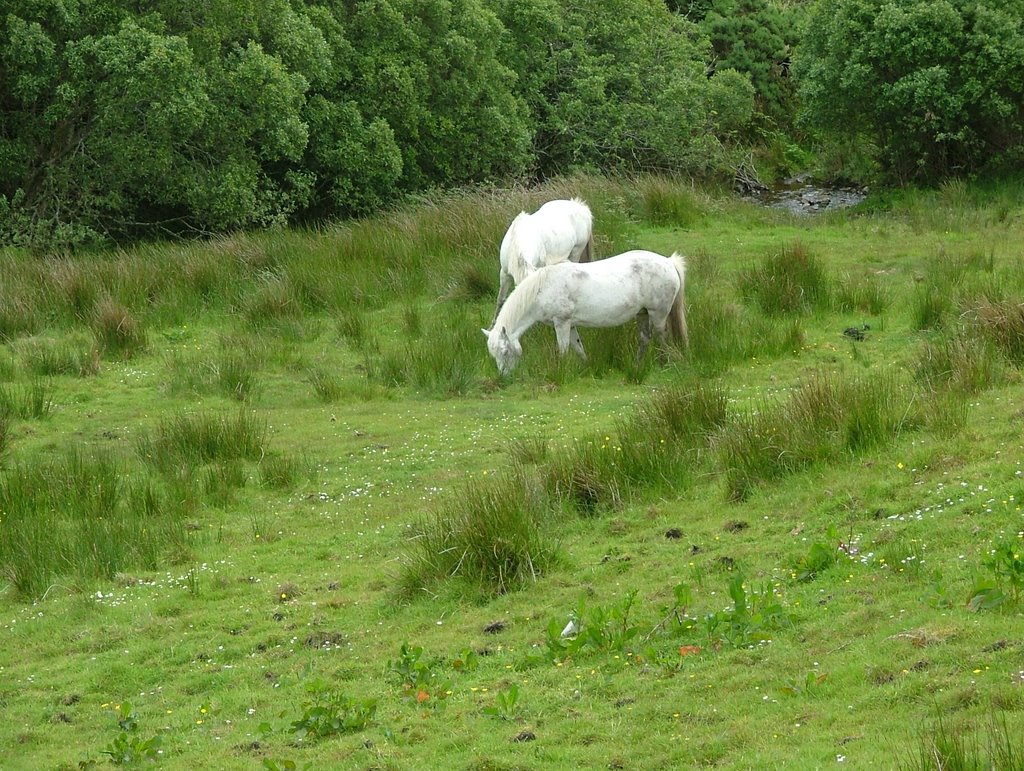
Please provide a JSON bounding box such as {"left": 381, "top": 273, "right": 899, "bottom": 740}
{"left": 738, "top": 243, "right": 831, "bottom": 315}
{"left": 399, "top": 469, "right": 556, "bottom": 596}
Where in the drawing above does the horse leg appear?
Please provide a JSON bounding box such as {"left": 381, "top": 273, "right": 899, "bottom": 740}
{"left": 556, "top": 322, "right": 586, "bottom": 359}
{"left": 569, "top": 326, "right": 587, "bottom": 359}
{"left": 636, "top": 311, "right": 652, "bottom": 361}
{"left": 651, "top": 313, "right": 671, "bottom": 363}
{"left": 491, "top": 271, "right": 512, "bottom": 325}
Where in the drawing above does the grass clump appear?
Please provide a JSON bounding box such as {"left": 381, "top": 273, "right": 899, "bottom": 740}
{"left": 0, "top": 380, "right": 53, "bottom": 420}
{"left": 716, "top": 371, "right": 918, "bottom": 501}
{"left": 901, "top": 711, "right": 1024, "bottom": 771}
{"left": 685, "top": 291, "right": 805, "bottom": 374}
{"left": 136, "top": 409, "right": 268, "bottom": 472}
{"left": 738, "top": 242, "right": 831, "bottom": 316}
{"left": 241, "top": 272, "right": 304, "bottom": 326}
{"left": 16, "top": 337, "right": 100, "bottom": 377}
{"left": 971, "top": 299, "right": 1024, "bottom": 365}
{"left": 399, "top": 469, "right": 556, "bottom": 597}
{"left": 92, "top": 297, "right": 147, "bottom": 359}
{"left": 0, "top": 450, "right": 190, "bottom": 597}
{"left": 259, "top": 452, "right": 308, "bottom": 490}
{"left": 367, "top": 304, "right": 481, "bottom": 396}
{"left": 544, "top": 381, "right": 727, "bottom": 514}
{"left": 639, "top": 178, "right": 701, "bottom": 228}
{"left": 0, "top": 281, "right": 41, "bottom": 342}
{"left": 164, "top": 349, "right": 262, "bottom": 401}
{"left": 913, "top": 333, "right": 1005, "bottom": 394}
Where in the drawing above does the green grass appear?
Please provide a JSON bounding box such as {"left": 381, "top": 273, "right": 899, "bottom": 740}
{"left": 2, "top": 175, "right": 1024, "bottom": 769}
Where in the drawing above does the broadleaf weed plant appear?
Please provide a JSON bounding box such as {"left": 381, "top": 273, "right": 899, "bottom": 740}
{"left": 287, "top": 679, "right": 377, "bottom": 741}
{"left": 982, "top": 537, "right": 1024, "bottom": 603}
{"left": 482, "top": 684, "right": 521, "bottom": 721}
{"left": 99, "top": 702, "right": 164, "bottom": 765}
{"left": 387, "top": 643, "right": 454, "bottom": 711}
{"left": 703, "top": 574, "right": 792, "bottom": 650}
{"left": 792, "top": 527, "right": 839, "bottom": 583}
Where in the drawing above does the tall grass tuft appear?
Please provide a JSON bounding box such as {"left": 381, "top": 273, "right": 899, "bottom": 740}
{"left": 971, "top": 299, "right": 1024, "bottom": 365}
{"left": 366, "top": 304, "right": 481, "bottom": 396}
{"left": 446, "top": 263, "right": 495, "bottom": 302}
{"left": 17, "top": 337, "right": 101, "bottom": 377}
{"left": 911, "top": 284, "right": 955, "bottom": 330}
{"left": 639, "top": 177, "right": 701, "bottom": 227}
{"left": 0, "top": 450, "right": 190, "bottom": 598}
{"left": 716, "top": 372, "right": 917, "bottom": 501}
{"left": 0, "top": 380, "right": 53, "bottom": 420}
{"left": 685, "top": 291, "right": 805, "bottom": 374}
{"left": 0, "top": 351, "right": 15, "bottom": 381}
{"left": 49, "top": 259, "right": 100, "bottom": 320}
{"left": 202, "top": 460, "right": 248, "bottom": 507}
{"left": 337, "top": 308, "right": 370, "bottom": 350}
{"left": 546, "top": 381, "right": 728, "bottom": 513}
{"left": 506, "top": 436, "right": 549, "bottom": 466}
{"left": 259, "top": 452, "right": 308, "bottom": 490}
{"left": 136, "top": 410, "right": 268, "bottom": 472}
{"left": 92, "top": 296, "right": 147, "bottom": 359}
{"left": 399, "top": 469, "right": 557, "bottom": 597}
{"left": 913, "top": 333, "right": 1004, "bottom": 394}
{"left": 0, "top": 284, "right": 42, "bottom": 341}
{"left": 901, "top": 711, "right": 1024, "bottom": 771}
{"left": 835, "top": 271, "right": 888, "bottom": 314}
{"left": 545, "top": 438, "right": 626, "bottom": 515}
{"left": 163, "top": 349, "right": 263, "bottom": 401}
{"left": 738, "top": 242, "right": 831, "bottom": 315}
{"left": 242, "top": 271, "right": 304, "bottom": 326}
{"left": 307, "top": 364, "right": 343, "bottom": 403}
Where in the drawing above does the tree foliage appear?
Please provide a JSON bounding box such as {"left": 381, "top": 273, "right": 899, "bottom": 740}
{"left": 795, "top": 0, "right": 1024, "bottom": 183}
{"left": 494, "top": 0, "right": 753, "bottom": 175}
{"left": 696, "top": 0, "right": 803, "bottom": 126}
{"left": 0, "top": 0, "right": 754, "bottom": 248}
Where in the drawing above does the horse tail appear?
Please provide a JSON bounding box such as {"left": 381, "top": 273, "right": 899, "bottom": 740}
{"left": 579, "top": 231, "right": 594, "bottom": 263}
{"left": 667, "top": 253, "right": 689, "bottom": 347}
{"left": 577, "top": 200, "right": 594, "bottom": 263}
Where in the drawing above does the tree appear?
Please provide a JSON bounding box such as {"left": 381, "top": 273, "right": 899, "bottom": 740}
{"left": 492, "top": 0, "right": 754, "bottom": 176}
{"left": 338, "top": 0, "right": 531, "bottom": 191}
{"left": 697, "top": 0, "right": 803, "bottom": 127}
{"left": 795, "top": 0, "right": 1024, "bottom": 183}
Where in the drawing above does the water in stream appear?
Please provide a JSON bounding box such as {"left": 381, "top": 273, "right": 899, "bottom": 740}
{"left": 746, "top": 173, "right": 868, "bottom": 216}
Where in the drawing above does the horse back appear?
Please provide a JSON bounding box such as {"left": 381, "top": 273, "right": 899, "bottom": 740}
{"left": 533, "top": 199, "right": 593, "bottom": 266}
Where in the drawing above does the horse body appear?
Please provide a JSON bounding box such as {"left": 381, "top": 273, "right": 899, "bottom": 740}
{"left": 493, "top": 198, "right": 593, "bottom": 323}
{"left": 484, "top": 250, "right": 688, "bottom": 375}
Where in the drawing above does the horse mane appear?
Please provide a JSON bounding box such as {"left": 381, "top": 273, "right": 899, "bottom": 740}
{"left": 504, "top": 212, "right": 534, "bottom": 284}
{"left": 495, "top": 264, "right": 545, "bottom": 332}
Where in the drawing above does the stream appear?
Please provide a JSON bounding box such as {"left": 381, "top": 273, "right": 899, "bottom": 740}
{"left": 745, "top": 173, "right": 868, "bottom": 215}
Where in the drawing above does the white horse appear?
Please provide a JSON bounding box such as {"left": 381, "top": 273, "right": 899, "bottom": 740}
{"left": 483, "top": 250, "right": 688, "bottom": 375}
{"left": 492, "top": 198, "right": 594, "bottom": 324}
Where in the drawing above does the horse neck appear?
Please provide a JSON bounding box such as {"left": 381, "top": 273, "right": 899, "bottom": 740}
{"left": 494, "top": 273, "right": 544, "bottom": 341}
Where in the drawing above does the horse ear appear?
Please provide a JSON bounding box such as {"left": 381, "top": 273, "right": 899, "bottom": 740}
{"left": 481, "top": 327, "right": 490, "bottom": 338}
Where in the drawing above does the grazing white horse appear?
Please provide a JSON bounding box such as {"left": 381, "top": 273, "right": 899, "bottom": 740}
{"left": 483, "top": 250, "right": 688, "bottom": 375}
{"left": 492, "top": 198, "right": 594, "bottom": 325}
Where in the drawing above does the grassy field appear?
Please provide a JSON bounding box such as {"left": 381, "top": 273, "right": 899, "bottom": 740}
{"left": 2, "top": 175, "right": 1024, "bottom": 770}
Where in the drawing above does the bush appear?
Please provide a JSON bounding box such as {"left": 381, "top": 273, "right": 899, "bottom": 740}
{"left": 796, "top": 0, "right": 1024, "bottom": 183}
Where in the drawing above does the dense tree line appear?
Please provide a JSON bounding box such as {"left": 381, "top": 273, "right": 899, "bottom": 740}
{"left": 2, "top": 0, "right": 1022, "bottom": 248}
{"left": 795, "top": 0, "right": 1024, "bottom": 184}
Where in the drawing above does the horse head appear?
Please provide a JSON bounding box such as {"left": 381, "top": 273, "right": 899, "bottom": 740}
{"left": 482, "top": 326, "right": 521, "bottom": 375}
